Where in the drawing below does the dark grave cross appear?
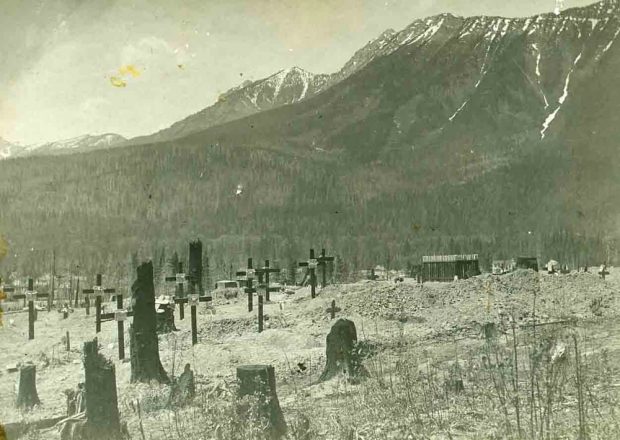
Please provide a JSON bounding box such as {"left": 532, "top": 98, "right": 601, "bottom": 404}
{"left": 259, "top": 260, "right": 281, "bottom": 302}
{"left": 174, "top": 290, "right": 211, "bottom": 345}
{"left": 317, "top": 248, "right": 335, "bottom": 288}
{"left": 13, "top": 278, "right": 49, "bottom": 340}
{"left": 258, "top": 293, "right": 264, "bottom": 333}
{"left": 326, "top": 299, "right": 341, "bottom": 320}
{"left": 237, "top": 258, "right": 257, "bottom": 312}
{"left": 299, "top": 249, "right": 319, "bottom": 299}
{"left": 83, "top": 274, "right": 116, "bottom": 333}
{"left": 165, "top": 261, "right": 187, "bottom": 320}
{"left": 99, "top": 292, "right": 134, "bottom": 360}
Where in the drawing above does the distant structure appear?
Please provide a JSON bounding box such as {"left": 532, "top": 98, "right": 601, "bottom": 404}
{"left": 516, "top": 257, "right": 539, "bottom": 271}
{"left": 554, "top": 0, "right": 564, "bottom": 15}
{"left": 421, "top": 254, "right": 480, "bottom": 282}
{"left": 492, "top": 259, "right": 517, "bottom": 275}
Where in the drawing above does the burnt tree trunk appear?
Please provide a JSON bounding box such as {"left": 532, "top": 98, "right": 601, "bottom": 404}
{"left": 319, "top": 318, "right": 367, "bottom": 382}
{"left": 188, "top": 240, "right": 203, "bottom": 295}
{"left": 130, "top": 261, "right": 169, "bottom": 384}
{"left": 16, "top": 363, "right": 40, "bottom": 409}
{"left": 82, "top": 338, "right": 122, "bottom": 439}
{"left": 236, "top": 364, "right": 287, "bottom": 439}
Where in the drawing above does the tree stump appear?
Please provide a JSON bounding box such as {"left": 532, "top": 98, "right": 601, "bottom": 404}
{"left": 319, "top": 318, "right": 367, "bottom": 382}
{"left": 129, "top": 261, "right": 169, "bottom": 384}
{"left": 156, "top": 304, "right": 177, "bottom": 334}
{"left": 236, "top": 364, "right": 287, "bottom": 439}
{"left": 168, "top": 363, "right": 195, "bottom": 407}
{"left": 83, "top": 338, "right": 122, "bottom": 439}
{"left": 16, "top": 363, "right": 40, "bottom": 409}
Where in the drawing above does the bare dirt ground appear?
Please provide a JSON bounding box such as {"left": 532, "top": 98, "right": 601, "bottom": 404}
{"left": 1, "top": 269, "right": 619, "bottom": 439}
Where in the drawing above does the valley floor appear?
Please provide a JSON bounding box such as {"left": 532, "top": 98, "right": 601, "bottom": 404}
{"left": 1, "top": 269, "right": 619, "bottom": 439}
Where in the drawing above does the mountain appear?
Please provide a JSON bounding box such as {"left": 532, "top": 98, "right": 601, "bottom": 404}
{"left": 134, "top": 67, "right": 332, "bottom": 143}
{"left": 1, "top": 0, "right": 619, "bottom": 276}
{"left": 0, "top": 133, "right": 126, "bottom": 160}
{"left": 132, "top": 28, "right": 423, "bottom": 144}
{"left": 0, "top": 137, "right": 26, "bottom": 160}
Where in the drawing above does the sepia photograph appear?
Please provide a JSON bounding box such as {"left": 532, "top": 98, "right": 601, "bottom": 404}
{"left": 0, "top": 0, "right": 619, "bottom": 438}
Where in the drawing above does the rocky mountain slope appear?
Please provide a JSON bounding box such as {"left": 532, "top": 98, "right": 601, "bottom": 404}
{"left": 0, "top": 133, "right": 126, "bottom": 160}
{"left": 1, "top": 0, "right": 618, "bottom": 272}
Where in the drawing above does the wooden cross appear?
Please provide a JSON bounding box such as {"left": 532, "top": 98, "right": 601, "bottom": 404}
{"left": 83, "top": 274, "right": 116, "bottom": 333}
{"left": 326, "top": 299, "right": 341, "bottom": 320}
{"left": 165, "top": 261, "right": 188, "bottom": 320}
{"left": 13, "top": 278, "right": 49, "bottom": 340}
{"left": 236, "top": 258, "right": 256, "bottom": 312}
{"left": 317, "top": 248, "right": 335, "bottom": 288}
{"left": 258, "top": 259, "right": 281, "bottom": 302}
{"left": 175, "top": 291, "right": 211, "bottom": 345}
{"left": 258, "top": 293, "right": 264, "bottom": 333}
{"left": 299, "top": 249, "right": 319, "bottom": 299}
{"left": 100, "top": 292, "right": 133, "bottom": 360}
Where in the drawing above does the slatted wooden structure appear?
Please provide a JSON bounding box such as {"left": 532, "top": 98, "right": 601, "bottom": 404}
{"left": 421, "top": 254, "right": 480, "bottom": 282}
{"left": 516, "top": 257, "right": 539, "bottom": 271}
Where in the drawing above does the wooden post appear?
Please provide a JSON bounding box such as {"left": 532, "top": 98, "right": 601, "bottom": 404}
{"left": 13, "top": 278, "right": 49, "bottom": 340}
{"left": 258, "top": 294, "right": 264, "bottom": 333}
{"left": 326, "top": 299, "right": 341, "bottom": 320}
{"left": 190, "top": 295, "right": 198, "bottom": 345}
{"left": 237, "top": 258, "right": 256, "bottom": 312}
{"left": 317, "top": 248, "right": 335, "bottom": 288}
{"left": 100, "top": 293, "right": 133, "bottom": 360}
{"left": 83, "top": 274, "right": 116, "bottom": 333}
{"left": 260, "top": 259, "right": 281, "bottom": 303}
{"left": 299, "top": 249, "right": 318, "bottom": 298}
{"left": 166, "top": 262, "right": 187, "bottom": 320}
{"left": 66, "top": 331, "right": 71, "bottom": 352}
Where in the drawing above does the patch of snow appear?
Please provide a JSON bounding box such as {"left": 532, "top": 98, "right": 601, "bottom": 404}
{"left": 404, "top": 18, "right": 445, "bottom": 45}
{"left": 522, "top": 19, "right": 532, "bottom": 31}
{"left": 449, "top": 99, "right": 469, "bottom": 122}
{"left": 602, "top": 27, "right": 620, "bottom": 53}
{"left": 540, "top": 52, "right": 581, "bottom": 139}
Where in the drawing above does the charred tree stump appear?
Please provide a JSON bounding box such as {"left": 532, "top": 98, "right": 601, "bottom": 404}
{"left": 188, "top": 240, "right": 203, "bottom": 295}
{"left": 319, "top": 318, "right": 367, "bottom": 382}
{"left": 82, "top": 339, "right": 122, "bottom": 439}
{"left": 130, "top": 261, "right": 169, "bottom": 384}
{"left": 156, "top": 304, "right": 177, "bottom": 334}
{"left": 16, "top": 363, "right": 40, "bottom": 409}
{"left": 236, "top": 365, "right": 287, "bottom": 439}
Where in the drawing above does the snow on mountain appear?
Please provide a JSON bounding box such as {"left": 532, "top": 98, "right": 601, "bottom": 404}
{"left": 0, "top": 133, "right": 126, "bottom": 160}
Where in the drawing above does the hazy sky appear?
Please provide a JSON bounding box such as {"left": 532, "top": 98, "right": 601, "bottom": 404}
{"left": 0, "top": 0, "right": 596, "bottom": 144}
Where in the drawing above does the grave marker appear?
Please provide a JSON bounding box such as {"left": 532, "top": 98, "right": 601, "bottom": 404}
{"left": 100, "top": 291, "right": 134, "bottom": 360}
{"left": 258, "top": 294, "right": 264, "bottom": 332}
{"left": 317, "top": 248, "right": 335, "bottom": 288}
{"left": 237, "top": 258, "right": 257, "bottom": 312}
{"left": 175, "top": 290, "right": 211, "bottom": 345}
{"left": 299, "top": 249, "right": 319, "bottom": 298}
{"left": 13, "top": 278, "right": 49, "bottom": 340}
{"left": 83, "top": 274, "right": 116, "bottom": 332}
{"left": 326, "top": 299, "right": 341, "bottom": 320}
{"left": 259, "top": 259, "right": 281, "bottom": 302}
{"left": 165, "top": 261, "right": 187, "bottom": 320}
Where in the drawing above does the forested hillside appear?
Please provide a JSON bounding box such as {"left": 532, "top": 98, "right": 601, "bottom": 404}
{"left": 1, "top": 1, "right": 619, "bottom": 282}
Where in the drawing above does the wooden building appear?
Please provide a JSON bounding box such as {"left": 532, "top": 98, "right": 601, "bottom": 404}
{"left": 422, "top": 254, "right": 480, "bottom": 282}
{"left": 516, "top": 257, "right": 539, "bottom": 271}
